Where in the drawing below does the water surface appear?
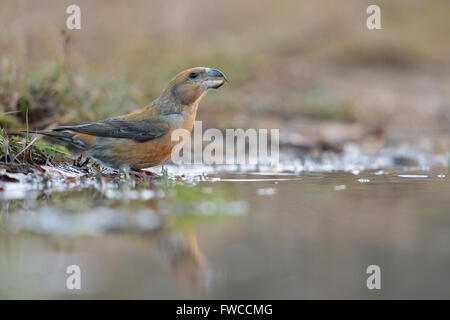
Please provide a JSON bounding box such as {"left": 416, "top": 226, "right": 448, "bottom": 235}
{"left": 1, "top": 163, "right": 449, "bottom": 299}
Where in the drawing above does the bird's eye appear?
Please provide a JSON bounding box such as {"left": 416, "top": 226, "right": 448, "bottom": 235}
{"left": 188, "top": 72, "right": 198, "bottom": 79}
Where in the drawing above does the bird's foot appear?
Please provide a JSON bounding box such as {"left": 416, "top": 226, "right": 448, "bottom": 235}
{"left": 73, "top": 154, "right": 91, "bottom": 168}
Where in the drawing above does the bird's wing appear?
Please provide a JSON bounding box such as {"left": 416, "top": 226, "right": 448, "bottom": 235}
{"left": 53, "top": 118, "right": 170, "bottom": 142}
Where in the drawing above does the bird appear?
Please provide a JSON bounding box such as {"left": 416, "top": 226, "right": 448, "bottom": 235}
{"left": 34, "top": 67, "right": 227, "bottom": 171}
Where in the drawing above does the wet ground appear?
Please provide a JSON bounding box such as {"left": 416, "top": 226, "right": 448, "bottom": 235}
{"left": 0, "top": 148, "right": 449, "bottom": 299}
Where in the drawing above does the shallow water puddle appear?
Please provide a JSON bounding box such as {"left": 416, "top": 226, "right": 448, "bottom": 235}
{"left": 0, "top": 149, "right": 449, "bottom": 298}
{"left": 219, "top": 178, "right": 302, "bottom": 182}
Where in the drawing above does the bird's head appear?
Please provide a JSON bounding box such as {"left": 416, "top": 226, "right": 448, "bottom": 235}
{"left": 161, "top": 67, "right": 227, "bottom": 106}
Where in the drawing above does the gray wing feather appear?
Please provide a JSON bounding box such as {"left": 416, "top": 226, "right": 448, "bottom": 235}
{"left": 53, "top": 118, "right": 169, "bottom": 142}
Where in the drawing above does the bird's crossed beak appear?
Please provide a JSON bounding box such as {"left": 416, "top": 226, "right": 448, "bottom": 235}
{"left": 203, "top": 68, "right": 228, "bottom": 89}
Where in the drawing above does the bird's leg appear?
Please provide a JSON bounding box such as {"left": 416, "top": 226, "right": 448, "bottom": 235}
{"left": 81, "top": 156, "right": 90, "bottom": 167}
{"left": 73, "top": 154, "right": 82, "bottom": 167}
{"left": 73, "top": 154, "right": 91, "bottom": 168}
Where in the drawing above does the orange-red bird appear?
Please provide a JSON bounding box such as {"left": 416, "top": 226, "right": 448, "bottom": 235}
{"left": 36, "top": 67, "right": 227, "bottom": 170}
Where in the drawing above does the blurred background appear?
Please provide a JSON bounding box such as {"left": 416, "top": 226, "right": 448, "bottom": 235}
{"left": 1, "top": 0, "right": 450, "bottom": 300}
{"left": 1, "top": 0, "right": 449, "bottom": 153}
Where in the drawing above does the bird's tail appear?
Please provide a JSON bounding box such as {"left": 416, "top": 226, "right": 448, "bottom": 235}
{"left": 29, "top": 130, "right": 77, "bottom": 145}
